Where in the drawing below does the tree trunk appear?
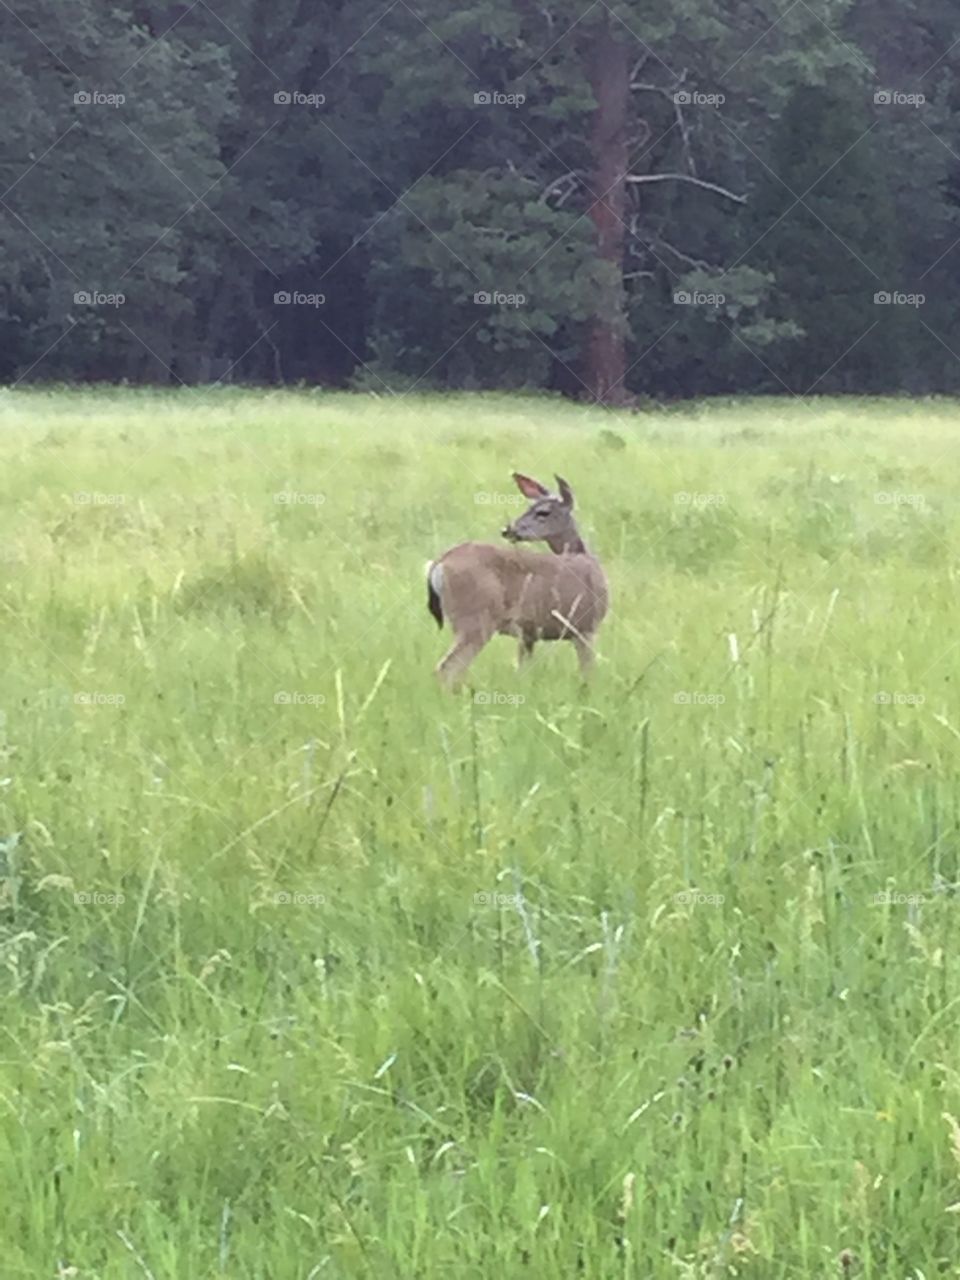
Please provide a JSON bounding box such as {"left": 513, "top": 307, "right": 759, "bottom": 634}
{"left": 583, "top": 21, "right": 631, "bottom": 405}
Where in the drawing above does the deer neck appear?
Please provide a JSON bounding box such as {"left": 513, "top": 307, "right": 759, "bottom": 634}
{"left": 546, "top": 524, "right": 587, "bottom": 556}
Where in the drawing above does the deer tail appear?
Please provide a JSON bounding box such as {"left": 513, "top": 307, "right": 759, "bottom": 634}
{"left": 426, "top": 562, "right": 444, "bottom": 628}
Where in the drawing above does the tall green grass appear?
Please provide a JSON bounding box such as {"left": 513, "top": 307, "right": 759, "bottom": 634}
{"left": 2, "top": 387, "right": 960, "bottom": 1277}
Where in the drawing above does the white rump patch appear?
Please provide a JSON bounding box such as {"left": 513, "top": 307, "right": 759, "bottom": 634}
{"left": 428, "top": 562, "right": 444, "bottom": 596}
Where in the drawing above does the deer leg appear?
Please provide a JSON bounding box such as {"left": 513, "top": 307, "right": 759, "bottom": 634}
{"left": 435, "top": 632, "right": 488, "bottom": 689}
{"left": 572, "top": 634, "right": 595, "bottom": 677}
{"left": 516, "top": 633, "right": 536, "bottom": 669}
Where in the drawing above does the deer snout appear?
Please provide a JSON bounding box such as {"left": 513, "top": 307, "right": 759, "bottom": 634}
{"left": 502, "top": 525, "right": 519, "bottom": 542}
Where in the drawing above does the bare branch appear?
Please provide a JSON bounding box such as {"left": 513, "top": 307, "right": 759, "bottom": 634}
{"left": 631, "top": 67, "right": 687, "bottom": 90}
{"left": 625, "top": 173, "right": 746, "bottom": 203}
{"left": 630, "top": 74, "right": 698, "bottom": 175}
{"left": 632, "top": 119, "right": 652, "bottom": 151}
{"left": 539, "top": 172, "right": 579, "bottom": 205}
{"left": 630, "top": 82, "right": 675, "bottom": 98}
{"left": 651, "top": 237, "right": 717, "bottom": 270}
{"left": 629, "top": 52, "right": 653, "bottom": 83}
{"left": 673, "top": 99, "right": 697, "bottom": 177}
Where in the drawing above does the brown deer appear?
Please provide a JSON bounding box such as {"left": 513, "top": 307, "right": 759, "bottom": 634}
{"left": 427, "top": 472, "right": 609, "bottom": 687}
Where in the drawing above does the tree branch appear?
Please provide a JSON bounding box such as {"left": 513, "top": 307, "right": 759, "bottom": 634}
{"left": 629, "top": 53, "right": 653, "bottom": 83}
{"left": 650, "top": 237, "right": 718, "bottom": 270}
{"left": 539, "top": 172, "right": 579, "bottom": 205}
{"left": 625, "top": 173, "right": 746, "bottom": 203}
{"left": 630, "top": 82, "right": 675, "bottom": 98}
{"left": 630, "top": 73, "right": 698, "bottom": 175}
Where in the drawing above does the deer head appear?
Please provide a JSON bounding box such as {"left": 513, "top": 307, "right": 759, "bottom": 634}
{"left": 501, "top": 472, "right": 585, "bottom": 554}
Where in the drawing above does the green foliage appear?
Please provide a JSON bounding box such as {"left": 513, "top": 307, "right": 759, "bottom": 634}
{"left": 362, "top": 172, "right": 597, "bottom": 387}
{"left": 750, "top": 84, "right": 905, "bottom": 393}
{"left": 1, "top": 1, "right": 959, "bottom": 393}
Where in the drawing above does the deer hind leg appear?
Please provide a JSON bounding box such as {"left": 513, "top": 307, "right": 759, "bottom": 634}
{"left": 435, "top": 631, "right": 489, "bottom": 689}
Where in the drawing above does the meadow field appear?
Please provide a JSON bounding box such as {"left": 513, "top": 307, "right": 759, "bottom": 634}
{"left": 3, "top": 387, "right": 960, "bottom": 1278}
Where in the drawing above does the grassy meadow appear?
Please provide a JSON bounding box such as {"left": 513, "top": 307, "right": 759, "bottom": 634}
{"left": 3, "top": 387, "right": 960, "bottom": 1277}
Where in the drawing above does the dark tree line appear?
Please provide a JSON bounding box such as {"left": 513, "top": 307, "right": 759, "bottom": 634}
{"left": 1, "top": 0, "right": 958, "bottom": 400}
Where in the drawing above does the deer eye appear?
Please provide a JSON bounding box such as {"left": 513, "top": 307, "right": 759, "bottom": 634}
{"left": 534, "top": 508, "right": 549, "bottom": 518}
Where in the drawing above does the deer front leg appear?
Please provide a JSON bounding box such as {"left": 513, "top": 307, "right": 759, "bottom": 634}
{"left": 516, "top": 632, "right": 536, "bottom": 669}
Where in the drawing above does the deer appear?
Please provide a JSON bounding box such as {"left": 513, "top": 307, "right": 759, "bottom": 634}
{"left": 427, "top": 471, "right": 609, "bottom": 687}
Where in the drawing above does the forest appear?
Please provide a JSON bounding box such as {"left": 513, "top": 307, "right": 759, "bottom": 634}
{"left": 0, "top": 0, "right": 956, "bottom": 402}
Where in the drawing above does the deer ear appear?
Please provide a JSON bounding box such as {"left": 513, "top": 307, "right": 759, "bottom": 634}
{"left": 513, "top": 472, "right": 550, "bottom": 499}
{"left": 555, "top": 475, "right": 574, "bottom": 508}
